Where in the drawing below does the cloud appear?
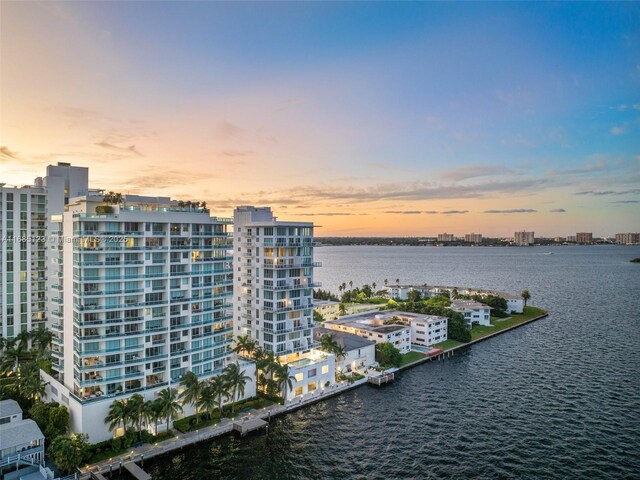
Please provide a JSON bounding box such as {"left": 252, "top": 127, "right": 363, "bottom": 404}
{"left": 95, "top": 142, "right": 143, "bottom": 156}
{"left": 574, "top": 189, "right": 640, "bottom": 196}
{"left": 294, "top": 212, "right": 362, "bottom": 216}
{"left": 484, "top": 209, "right": 537, "bottom": 214}
{"left": 213, "top": 121, "right": 243, "bottom": 140}
{"left": 220, "top": 150, "right": 252, "bottom": 157}
{"left": 612, "top": 103, "right": 640, "bottom": 111}
{"left": 441, "top": 210, "right": 469, "bottom": 214}
{"left": 0, "top": 146, "right": 20, "bottom": 162}
{"left": 610, "top": 200, "right": 640, "bottom": 204}
{"left": 611, "top": 126, "right": 626, "bottom": 136}
{"left": 441, "top": 165, "right": 512, "bottom": 181}
{"left": 550, "top": 208, "right": 567, "bottom": 213}
{"left": 384, "top": 210, "right": 423, "bottom": 215}
{"left": 384, "top": 210, "right": 468, "bottom": 215}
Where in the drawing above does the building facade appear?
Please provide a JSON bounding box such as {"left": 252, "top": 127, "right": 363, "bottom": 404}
{"left": 0, "top": 400, "right": 45, "bottom": 468}
{"left": 450, "top": 300, "right": 492, "bottom": 327}
{"left": 233, "top": 206, "right": 320, "bottom": 360}
{"left": 0, "top": 163, "right": 89, "bottom": 340}
{"left": 437, "top": 233, "right": 455, "bottom": 242}
{"left": 313, "top": 300, "right": 340, "bottom": 321}
{"left": 325, "top": 310, "right": 411, "bottom": 353}
{"left": 514, "top": 231, "right": 535, "bottom": 246}
{"left": 576, "top": 232, "right": 593, "bottom": 244}
{"left": 464, "top": 233, "right": 483, "bottom": 244}
{"left": 410, "top": 315, "right": 448, "bottom": 346}
{"left": 41, "top": 192, "right": 257, "bottom": 442}
{"left": 314, "top": 327, "right": 376, "bottom": 373}
{"left": 615, "top": 233, "right": 640, "bottom": 245}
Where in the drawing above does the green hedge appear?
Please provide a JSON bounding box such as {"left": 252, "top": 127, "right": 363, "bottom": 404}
{"left": 95, "top": 205, "right": 114, "bottom": 214}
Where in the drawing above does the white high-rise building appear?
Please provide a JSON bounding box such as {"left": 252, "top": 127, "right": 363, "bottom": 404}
{"left": 514, "top": 231, "right": 535, "bottom": 246}
{"left": 41, "top": 190, "right": 255, "bottom": 441}
{"left": 232, "top": 207, "right": 335, "bottom": 402}
{"left": 0, "top": 163, "right": 88, "bottom": 339}
{"left": 233, "top": 206, "right": 320, "bottom": 359}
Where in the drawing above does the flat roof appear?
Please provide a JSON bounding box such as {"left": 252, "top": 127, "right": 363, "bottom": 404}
{"left": 314, "top": 327, "right": 376, "bottom": 351}
{"left": 451, "top": 300, "right": 491, "bottom": 311}
{"left": 0, "top": 399, "right": 22, "bottom": 418}
{"left": 314, "top": 300, "right": 340, "bottom": 306}
{"left": 0, "top": 419, "right": 44, "bottom": 449}
{"left": 326, "top": 310, "right": 420, "bottom": 333}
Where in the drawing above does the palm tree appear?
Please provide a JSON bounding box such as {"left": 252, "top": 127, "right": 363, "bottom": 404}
{"left": 521, "top": 290, "right": 531, "bottom": 307}
{"left": 179, "top": 371, "right": 203, "bottom": 423}
{"left": 148, "top": 399, "right": 163, "bottom": 435}
{"left": 18, "top": 362, "right": 48, "bottom": 401}
{"left": 339, "top": 303, "right": 347, "bottom": 316}
{"left": 223, "top": 363, "right": 251, "bottom": 414}
{"left": 273, "top": 363, "right": 295, "bottom": 403}
{"left": 233, "top": 335, "right": 256, "bottom": 358}
{"left": 15, "top": 331, "right": 31, "bottom": 350}
{"left": 208, "top": 376, "right": 229, "bottom": 417}
{"left": 333, "top": 345, "right": 347, "bottom": 362}
{"left": 127, "top": 393, "right": 145, "bottom": 432}
{"left": 395, "top": 278, "right": 400, "bottom": 285}
{"left": 319, "top": 334, "right": 338, "bottom": 353}
{"left": 349, "top": 280, "right": 353, "bottom": 289}
{"left": 196, "top": 383, "right": 218, "bottom": 420}
{"left": 105, "top": 399, "right": 129, "bottom": 434}
{"left": 30, "top": 328, "right": 53, "bottom": 354}
{"left": 384, "top": 278, "right": 388, "bottom": 286}
{"left": 157, "top": 388, "right": 183, "bottom": 431}
{"left": 0, "top": 342, "right": 32, "bottom": 375}
{"left": 372, "top": 282, "right": 377, "bottom": 292}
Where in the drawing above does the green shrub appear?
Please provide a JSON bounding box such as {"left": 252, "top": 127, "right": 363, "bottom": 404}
{"left": 95, "top": 205, "right": 114, "bottom": 214}
{"left": 110, "top": 437, "right": 122, "bottom": 451}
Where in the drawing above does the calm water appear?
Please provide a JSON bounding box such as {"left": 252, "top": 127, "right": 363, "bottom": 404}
{"left": 138, "top": 246, "right": 640, "bottom": 479}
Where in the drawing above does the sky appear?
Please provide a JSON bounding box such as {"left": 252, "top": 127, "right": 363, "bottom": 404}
{"left": 1, "top": 2, "right": 639, "bottom": 237}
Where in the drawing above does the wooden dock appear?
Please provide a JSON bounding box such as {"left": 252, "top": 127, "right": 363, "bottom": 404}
{"left": 124, "top": 462, "right": 152, "bottom": 480}
{"left": 368, "top": 372, "right": 395, "bottom": 386}
{"left": 233, "top": 417, "right": 268, "bottom": 436}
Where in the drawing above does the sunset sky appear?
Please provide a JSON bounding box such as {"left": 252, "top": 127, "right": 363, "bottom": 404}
{"left": 1, "top": 2, "right": 639, "bottom": 236}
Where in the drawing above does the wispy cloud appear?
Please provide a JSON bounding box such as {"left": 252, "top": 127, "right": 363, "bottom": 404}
{"left": 384, "top": 209, "right": 467, "bottom": 215}
{"left": 610, "top": 200, "right": 640, "bottom": 204}
{"left": 213, "top": 121, "right": 243, "bottom": 140}
{"left": 384, "top": 210, "right": 423, "bottom": 215}
{"left": 574, "top": 189, "right": 640, "bottom": 196}
{"left": 484, "top": 209, "right": 537, "bottom": 214}
{"left": 95, "top": 141, "right": 143, "bottom": 156}
{"left": 611, "top": 125, "right": 627, "bottom": 136}
{"left": 0, "top": 146, "right": 20, "bottom": 162}
{"left": 550, "top": 208, "right": 567, "bottom": 213}
{"left": 441, "top": 210, "right": 468, "bottom": 214}
{"left": 294, "top": 212, "right": 363, "bottom": 216}
{"left": 440, "top": 165, "right": 511, "bottom": 181}
{"left": 612, "top": 103, "right": 640, "bottom": 111}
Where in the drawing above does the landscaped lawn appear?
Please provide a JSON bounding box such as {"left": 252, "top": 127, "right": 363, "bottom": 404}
{"left": 471, "top": 306, "right": 546, "bottom": 341}
{"left": 431, "top": 339, "right": 464, "bottom": 351}
{"left": 400, "top": 351, "right": 426, "bottom": 366}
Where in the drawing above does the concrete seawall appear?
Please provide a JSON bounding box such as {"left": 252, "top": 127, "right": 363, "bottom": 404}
{"left": 81, "top": 310, "right": 548, "bottom": 478}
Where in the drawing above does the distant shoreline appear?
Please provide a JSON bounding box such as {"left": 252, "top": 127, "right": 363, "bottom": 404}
{"left": 315, "top": 239, "right": 628, "bottom": 247}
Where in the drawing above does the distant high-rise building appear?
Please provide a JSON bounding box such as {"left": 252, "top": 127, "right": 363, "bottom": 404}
{"left": 566, "top": 235, "right": 577, "bottom": 243}
{"left": 615, "top": 233, "right": 640, "bottom": 245}
{"left": 576, "top": 232, "right": 593, "bottom": 244}
{"left": 437, "top": 233, "right": 455, "bottom": 242}
{"left": 514, "top": 231, "right": 535, "bottom": 246}
{"left": 464, "top": 233, "right": 483, "bottom": 244}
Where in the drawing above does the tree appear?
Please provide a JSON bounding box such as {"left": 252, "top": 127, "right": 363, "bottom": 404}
{"left": 273, "top": 363, "right": 294, "bottom": 402}
{"left": 157, "top": 387, "right": 183, "bottom": 431}
{"left": 375, "top": 343, "right": 402, "bottom": 368}
{"left": 0, "top": 341, "right": 33, "bottom": 375}
{"left": 407, "top": 289, "right": 422, "bottom": 302}
{"left": 126, "top": 393, "right": 145, "bottom": 432}
{"left": 179, "top": 371, "right": 203, "bottom": 424}
{"left": 333, "top": 345, "right": 347, "bottom": 361}
{"left": 447, "top": 312, "right": 471, "bottom": 343}
{"left": 233, "top": 335, "right": 256, "bottom": 358}
{"left": 18, "top": 362, "right": 48, "bottom": 401}
{"left": 105, "top": 399, "right": 129, "bottom": 434}
{"left": 372, "top": 282, "right": 377, "bottom": 292}
{"left": 197, "top": 383, "right": 218, "bottom": 420}
{"left": 208, "top": 376, "right": 229, "bottom": 418}
{"left": 29, "top": 402, "right": 69, "bottom": 443}
{"left": 313, "top": 311, "right": 325, "bottom": 323}
{"left": 319, "top": 334, "right": 338, "bottom": 353}
{"left": 521, "top": 290, "right": 531, "bottom": 307}
{"left": 339, "top": 303, "right": 347, "bottom": 316}
{"left": 30, "top": 328, "right": 53, "bottom": 353}
{"left": 384, "top": 278, "right": 388, "bottom": 286}
{"left": 223, "top": 363, "right": 251, "bottom": 414}
{"left": 395, "top": 278, "right": 400, "bottom": 285}
{"left": 49, "top": 434, "right": 90, "bottom": 474}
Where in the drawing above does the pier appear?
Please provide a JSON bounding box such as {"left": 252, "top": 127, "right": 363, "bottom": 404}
{"left": 233, "top": 417, "right": 268, "bottom": 436}
{"left": 124, "top": 462, "right": 152, "bottom": 480}
{"left": 368, "top": 372, "right": 395, "bottom": 386}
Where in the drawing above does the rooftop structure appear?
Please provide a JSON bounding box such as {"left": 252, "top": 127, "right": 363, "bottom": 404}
{"left": 325, "top": 310, "right": 412, "bottom": 353}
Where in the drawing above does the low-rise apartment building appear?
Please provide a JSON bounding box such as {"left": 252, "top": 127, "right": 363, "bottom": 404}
{"left": 0, "top": 400, "right": 46, "bottom": 468}
{"left": 450, "top": 300, "right": 492, "bottom": 327}
{"left": 313, "top": 300, "right": 340, "bottom": 321}
{"left": 314, "top": 327, "right": 376, "bottom": 373}
{"left": 409, "top": 315, "right": 448, "bottom": 346}
{"left": 324, "top": 311, "right": 411, "bottom": 353}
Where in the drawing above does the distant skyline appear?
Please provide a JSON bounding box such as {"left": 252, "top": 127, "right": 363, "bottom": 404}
{"left": 1, "top": 2, "right": 639, "bottom": 236}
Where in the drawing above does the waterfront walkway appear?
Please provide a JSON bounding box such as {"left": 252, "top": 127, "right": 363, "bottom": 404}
{"left": 81, "top": 309, "right": 548, "bottom": 479}
{"left": 80, "top": 378, "right": 367, "bottom": 479}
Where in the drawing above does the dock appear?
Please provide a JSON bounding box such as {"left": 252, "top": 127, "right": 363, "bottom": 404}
{"left": 368, "top": 372, "right": 395, "bottom": 386}
{"left": 124, "top": 462, "right": 152, "bottom": 480}
{"left": 233, "top": 417, "right": 268, "bottom": 436}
